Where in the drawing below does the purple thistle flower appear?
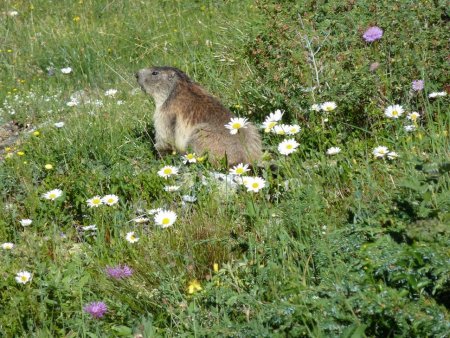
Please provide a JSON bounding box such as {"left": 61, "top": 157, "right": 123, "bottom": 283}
{"left": 363, "top": 26, "right": 383, "bottom": 42}
{"left": 412, "top": 80, "right": 424, "bottom": 92}
{"left": 105, "top": 264, "right": 133, "bottom": 279}
{"left": 83, "top": 301, "right": 107, "bottom": 318}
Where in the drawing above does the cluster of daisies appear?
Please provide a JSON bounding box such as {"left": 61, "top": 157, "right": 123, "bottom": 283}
{"left": 86, "top": 194, "right": 119, "bottom": 207}
{"left": 384, "top": 104, "right": 421, "bottom": 132}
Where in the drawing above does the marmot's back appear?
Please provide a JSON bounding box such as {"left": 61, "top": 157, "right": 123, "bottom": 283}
{"left": 136, "top": 66, "right": 262, "bottom": 166}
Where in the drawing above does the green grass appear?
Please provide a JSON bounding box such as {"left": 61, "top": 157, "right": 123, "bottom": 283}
{"left": 1, "top": 0, "right": 449, "bottom": 337}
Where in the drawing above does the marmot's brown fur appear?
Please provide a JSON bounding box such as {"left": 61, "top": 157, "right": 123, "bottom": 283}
{"left": 136, "top": 66, "right": 262, "bottom": 166}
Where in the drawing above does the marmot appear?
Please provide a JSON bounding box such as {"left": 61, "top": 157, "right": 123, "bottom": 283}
{"left": 135, "top": 66, "right": 262, "bottom": 166}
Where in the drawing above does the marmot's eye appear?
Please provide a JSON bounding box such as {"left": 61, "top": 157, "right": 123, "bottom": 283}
{"left": 151, "top": 71, "right": 159, "bottom": 76}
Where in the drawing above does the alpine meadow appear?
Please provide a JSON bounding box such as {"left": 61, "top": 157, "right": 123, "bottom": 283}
{"left": 0, "top": 0, "right": 449, "bottom": 337}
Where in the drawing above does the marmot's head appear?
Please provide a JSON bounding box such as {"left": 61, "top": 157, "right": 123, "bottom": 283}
{"left": 136, "top": 66, "right": 190, "bottom": 105}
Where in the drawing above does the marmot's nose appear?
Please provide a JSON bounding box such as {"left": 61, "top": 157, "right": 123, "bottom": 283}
{"left": 135, "top": 72, "right": 139, "bottom": 79}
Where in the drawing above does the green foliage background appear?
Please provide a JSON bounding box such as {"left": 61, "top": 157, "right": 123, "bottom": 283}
{"left": 0, "top": 0, "right": 449, "bottom": 337}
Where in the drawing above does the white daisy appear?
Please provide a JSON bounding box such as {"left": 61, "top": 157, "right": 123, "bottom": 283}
{"left": 157, "top": 165, "right": 179, "bottom": 179}
{"left": 2, "top": 242, "right": 14, "bottom": 250}
{"left": 154, "top": 210, "right": 177, "bottom": 228}
{"left": 286, "top": 125, "right": 301, "bottom": 135}
{"left": 54, "top": 122, "right": 65, "bottom": 128}
{"left": 321, "top": 102, "right": 337, "bottom": 112}
{"left": 61, "top": 67, "right": 72, "bottom": 74}
{"left": 326, "top": 147, "right": 341, "bottom": 155}
{"left": 387, "top": 152, "right": 399, "bottom": 160}
{"left": 244, "top": 177, "right": 266, "bottom": 193}
{"left": 182, "top": 153, "right": 197, "bottom": 164}
{"left": 267, "top": 109, "right": 284, "bottom": 122}
{"left": 407, "top": 112, "right": 420, "bottom": 122}
{"left": 229, "top": 163, "right": 250, "bottom": 176}
{"left": 7, "top": 10, "right": 19, "bottom": 17}
{"left": 125, "top": 231, "right": 139, "bottom": 243}
{"left": 428, "top": 91, "right": 447, "bottom": 98}
{"left": 224, "top": 117, "right": 249, "bottom": 135}
{"left": 373, "top": 146, "right": 390, "bottom": 158}
{"left": 101, "top": 194, "right": 119, "bottom": 206}
{"left": 15, "top": 271, "right": 32, "bottom": 284}
{"left": 262, "top": 119, "right": 279, "bottom": 133}
{"left": 310, "top": 104, "right": 321, "bottom": 112}
{"left": 164, "top": 185, "right": 180, "bottom": 192}
{"left": 278, "top": 139, "right": 299, "bottom": 155}
{"left": 87, "top": 196, "right": 103, "bottom": 208}
{"left": 19, "top": 219, "right": 32, "bottom": 227}
{"left": 384, "top": 105, "right": 404, "bottom": 119}
{"left": 42, "top": 189, "right": 63, "bottom": 200}
{"left": 272, "top": 124, "right": 289, "bottom": 135}
{"left": 104, "top": 89, "right": 118, "bottom": 97}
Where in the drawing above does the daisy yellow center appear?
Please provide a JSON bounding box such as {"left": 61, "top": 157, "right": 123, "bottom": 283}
{"left": 93, "top": 199, "right": 101, "bottom": 204}
{"left": 130, "top": 235, "right": 135, "bottom": 240}
{"left": 162, "top": 218, "right": 170, "bottom": 225}
{"left": 236, "top": 168, "right": 244, "bottom": 174}
{"left": 232, "top": 122, "right": 242, "bottom": 129}
{"left": 252, "top": 182, "right": 259, "bottom": 188}
{"left": 187, "top": 154, "right": 194, "bottom": 159}
{"left": 268, "top": 122, "right": 276, "bottom": 128}
{"left": 49, "top": 193, "right": 56, "bottom": 199}
{"left": 163, "top": 168, "right": 172, "bottom": 175}
{"left": 107, "top": 198, "right": 114, "bottom": 203}
{"left": 286, "top": 144, "right": 293, "bottom": 149}
{"left": 20, "top": 276, "right": 28, "bottom": 282}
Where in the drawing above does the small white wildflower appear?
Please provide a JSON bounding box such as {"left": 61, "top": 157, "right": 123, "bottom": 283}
{"left": 267, "top": 109, "right": 284, "bottom": 122}
{"left": 278, "top": 139, "right": 299, "bottom": 156}
{"left": 66, "top": 100, "right": 78, "bottom": 107}
{"left": 61, "top": 67, "right": 72, "bottom": 74}
{"left": 182, "top": 195, "right": 197, "bottom": 203}
{"left": 407, "top": 112, "right": 420, "bottom": 122}
{"left": 428, "top": 91, "right": 447, "bottom": 98}
{"left": 404, "top": 125, "right": 416, "bottom": 132}
{"left": 224, "top": 117, "right": 249, "bottom": 135}
{"left": 2, "top": 242, "right": 14, "bottom": 250}
{"left": 101, "top": 194, "right": 119, "bottom": 206}
{"left": 384, "top": 104, "right": 404, "bottom": 119}
{"left": 42, "top": 189, "right": 63, "bottom": 200}
{"left": 272, "top": 124, "right": 289, "bottom": 135}
{"left": 154, "top": 210, "right": 177, "bottom": 228}
{"left": 81, "top": 225, "right": 97, "bottom": 231}
{"left": 182, "top": 153, "right": 197, "bottom": 164}
{"left": 116, "top": 100, "right": 124, "bottom": 105}
{"left": 164, "top": 185, "right": 180, "bottom": 192}
{"left": 147, "top": 208, "right": 163, "bottom": 215}
{"left": 373, "top": 146, "right": 390, "bottom": 158}
{"left": 104, "top": 89, "right": 118, "bottom": 97}
{"left": 286, "top": 124, "right": 301, "bottom": 135}
{"left": 54, "top": 122, "right": 65, "bottom": 128}
{"left": 19, "top": 219, "right": 32, "bottom": 227}
{"left": 15, "top": 271, "right": 32, "bottom": 284}
{"left": 157, "top": 165, "right": 179, "bottom": 179}
{"left": 321, "top": 102, "right": 337, "bottom": 112}
{"left": 326, "top": 147, "right": 341, "bottom": 155}
{"left": 7, "top": 11, "right": 19, "bottom": 17}
{"left": 132, "top": 217, "right": 149, "bottom": 224}
{"left": 387, "top": 151, "right": 399, "bottom": 160}
{"left": 310, "top": 104, "right": 321, "bottom": 112}
{"left": 125, "top": 231, "right": 139, "bottom": 243}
